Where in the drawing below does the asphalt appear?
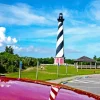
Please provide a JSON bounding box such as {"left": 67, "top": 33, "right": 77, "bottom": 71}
{"left": 48, "top": 74, "right": 100, "bottom": 95}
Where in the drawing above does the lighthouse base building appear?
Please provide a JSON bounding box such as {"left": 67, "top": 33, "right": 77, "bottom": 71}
{"left": 54, "top": 13, "right": 65, "bottom": 65}
{"left": 54, "top": 57, "right": 64, "bottom": 65}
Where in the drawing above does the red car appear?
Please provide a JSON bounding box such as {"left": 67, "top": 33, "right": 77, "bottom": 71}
{"left": 0, "top": 77, "right": 100, "bottom": 100}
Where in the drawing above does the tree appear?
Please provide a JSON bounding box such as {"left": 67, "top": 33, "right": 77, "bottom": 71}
{"left": 5, "top": 46, "right": 14, "bottom": 54}
{"left": 0, "top": 64, "right": 6, "bottom": 73}
{"left": 5, "top": 46, "right": 9, "bottom": 53}
{"left": 93, "top": 55, "right": 97, "bottom": 60}
{"left": 65, "top": 59, "right": 74, "bottom": 64}
{"left": 10, "top": 46, "right": 14, "bottom": 54}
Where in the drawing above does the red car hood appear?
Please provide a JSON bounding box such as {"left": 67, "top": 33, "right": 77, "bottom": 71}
{"left": 0, "top": 77, "right": 100, "bottom": 100}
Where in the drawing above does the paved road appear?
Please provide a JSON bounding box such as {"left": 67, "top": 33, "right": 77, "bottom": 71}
{"left": 48, "top": 74, "right": 100, "bottom": 95}
{"left": 65, "top": 74, "right": 100, "bottom": 95}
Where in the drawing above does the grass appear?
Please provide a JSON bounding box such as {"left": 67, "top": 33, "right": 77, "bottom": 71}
{"left": 6, "top": 65, "right": 100, "bottom": 81}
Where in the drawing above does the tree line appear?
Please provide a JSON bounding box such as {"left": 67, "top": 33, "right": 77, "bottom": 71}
{"left": 0, "top": 46, "right": 56, "bottom": 73}
{"left": 0, "top": 46, "right": 36, "bottom": 73}
{"left": 0, "top": 46, "right": 100, "bottom": 73}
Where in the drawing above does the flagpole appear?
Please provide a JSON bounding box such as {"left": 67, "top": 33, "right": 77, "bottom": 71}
{"left": 36, "top": 60, "right": 38, "bottom": 80}
{"left": 57, "top": 63, "right": 59, "bottom": 78}
{"left": 77, "top": 63, "right": 78, "bottom": 73}
{"left": 66, "top": 63, "right": 68, "bottom": 74}
{"left": 19, "top": 67, "right": 21, "bottom": 79}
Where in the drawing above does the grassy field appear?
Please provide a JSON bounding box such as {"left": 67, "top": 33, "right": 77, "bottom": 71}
{"left": 6, "top": 65, "right": 100, "bottom": 81}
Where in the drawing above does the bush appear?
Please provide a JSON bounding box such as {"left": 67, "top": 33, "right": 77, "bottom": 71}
{"left": 0, "top": 65, "right": 6, "bottom": 73}
{"left": 7, "top": 65, "right": 18, "bottom": 73}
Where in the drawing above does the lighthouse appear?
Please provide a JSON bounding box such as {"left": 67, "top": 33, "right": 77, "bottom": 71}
{"left": 54, "top": 13, "right": 64, "bottom": 65}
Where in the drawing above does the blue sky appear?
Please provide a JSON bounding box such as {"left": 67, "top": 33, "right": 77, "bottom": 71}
{"left": 0, "top": 0, "right": 100, "bottom": 59}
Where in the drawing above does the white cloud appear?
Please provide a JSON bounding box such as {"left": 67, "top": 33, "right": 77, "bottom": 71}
{"left": 0, "top": 3, "right": 74, "bottom": 26}
{"left": 0, "top": 1, "right": 99, "bottom": 27}
{"left": 12, "top": 44, "right": 81, "bottom": 57}
{"left": 17, "top": 24, "right": 100, "bottom": 52}
{"left": 0, "top": 27, "right": 17, "bottom": 46}
{"left": 0, "top": 3, "right": 51, "bottom": 25}
{"left": 26, "top": 46, "right": 36, "bottom": 52}
{"left": 88, "top": 0, "right": 100, "bottom": 21}
{"left": 7, "top": 36, "right": 11, "bottom": 42}
{"left": 0, "top": 43, "right": 3, "bottom": 47}
{"left": 0, "top": 27, "right": 6, "bottom": 42}
{"left": 12, "top": 45, "right": 54, "bottom": 55}
{"left": 91, "top": 0, "right": 100, "bottom": 20}
{"left": 86, "top": 43, "right": 100, "bottom": 54}
{"left": 33, "top": 28, "right": 57, "bottom": 38}
{"left": 12, "top": 45, "right": 38, "bottom": 53}
{"left": 64, "top": 25, "right": 100, "bottom": 44}
{"left": 12, "top": 38, "right": 17, "bottom": 43}
{"left": 65, "top": 48, "right": 81, "bottom": 53}
{"left": 11, "top": 45, "right": 22, "bottom": 52}
{"left": 32, "top": 25, "right": 100, "bottom": 43}
{"left": 32, "top": 39, "right": 55, "bottom": 44}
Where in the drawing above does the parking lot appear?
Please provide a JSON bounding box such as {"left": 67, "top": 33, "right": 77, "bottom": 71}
{"left": 65, "top": 74, "right": 100, "bottom": 95}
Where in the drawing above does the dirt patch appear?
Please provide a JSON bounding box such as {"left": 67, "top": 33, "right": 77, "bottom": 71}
{"left": 23, "top": 67, "right": 35, "bottom": 72}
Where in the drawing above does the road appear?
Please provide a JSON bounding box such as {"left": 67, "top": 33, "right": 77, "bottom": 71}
{"left": 65, "top": 74, "right": 100, "bottom": 95}
{"left": 48, "top": 74, "right": 100, "bottom": 95}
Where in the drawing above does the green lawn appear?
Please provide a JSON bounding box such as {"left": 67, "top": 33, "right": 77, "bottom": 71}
{"left": 6, "top": 65, "right": 100, "bottom": 81}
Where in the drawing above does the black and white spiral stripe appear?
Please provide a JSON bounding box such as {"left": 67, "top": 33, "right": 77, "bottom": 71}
{"left": 56, "top": 21, "right": 64, "bottom": 57}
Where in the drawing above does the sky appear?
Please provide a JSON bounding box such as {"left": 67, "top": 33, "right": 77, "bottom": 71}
{"left": 0, "top": 0, "right": 100, "bottom": 59}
